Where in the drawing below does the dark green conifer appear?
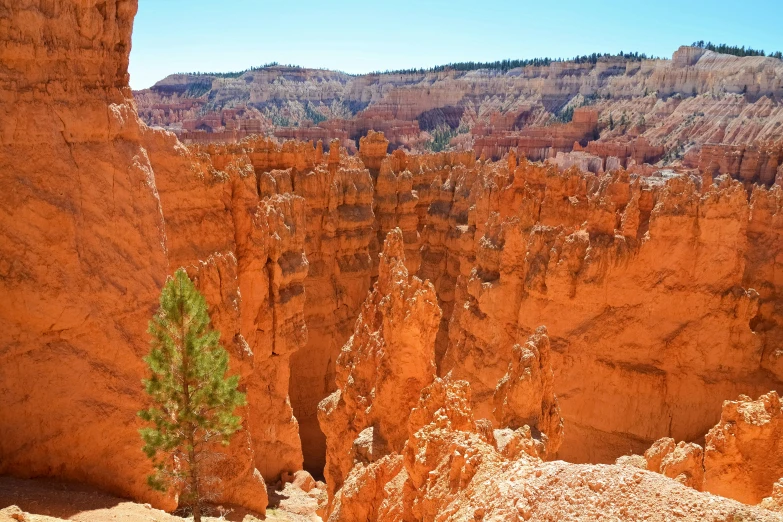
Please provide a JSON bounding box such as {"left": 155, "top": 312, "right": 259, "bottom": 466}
{"left": 139, "top": 268, "right": 246, "bottom": 522}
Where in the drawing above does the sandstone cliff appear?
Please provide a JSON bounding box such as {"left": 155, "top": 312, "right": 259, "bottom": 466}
{"left": 0, "top": 0, "right": 173, "bottom": 509}
{"left": 179, "top": 137, "right": 378, "bottom": 473}
{"left": 136, "top": 47, "right": 783, "bottom": 187}
{"left": 0, "top": 1, "right": 307, "bottom": 515}
{"left": 327, "top": 374, "right": 779, "bottom": 521}
{"left": 432, "top": 161, "right": 782, "bottom": 464}
{"left": 5, "top": 1, "right": 783, "bottom": 517}
{"left": 493, "top": 326, "right": 564, "bottom": 459}
{"left": 183, "top": 133, "right": 783, "bottom": 477}
{"left": 320, "top": 257, "right": 567, "bottom": 520}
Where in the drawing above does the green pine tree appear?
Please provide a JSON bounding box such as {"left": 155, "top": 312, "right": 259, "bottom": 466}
{"left": 138, "top": 268, "right": 246, "bottom": 522}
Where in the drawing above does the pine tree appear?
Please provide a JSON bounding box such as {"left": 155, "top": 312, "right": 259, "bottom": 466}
{"left": 139, "top": 268, "right": 246, "bottom": 522}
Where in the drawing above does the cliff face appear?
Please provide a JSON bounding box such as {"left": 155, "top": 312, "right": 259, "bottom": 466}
{"left": 319, "top": 249, "right": 566, "bottom": 520}
{"left": 0, "top": 1, "right": 306, "bottom": 515}
{"left": 324, "top": 353, "right": 777, "bottom": 522}
{"left": 136, "top": 47, "right": 783, "bottom": 184}
{"left": 149, "top": 135, "right": 311, "bottom": 485}
{"left": 617, "top": 391, "right": 783, "bottom": 506}
{"left": 5, "top": 1, "right": 783, "bottom": 515}
{"left": 182, "top": 133, "right": 783, "bottom": 476}
{"left": 435, "top": 160, "right": 782, "bottom": 463}
{"left": 0, "top": 0, "right": 171, "bottom": 508}
{"left": 180, "top": 138, "right": 378, "bottom": 473}
{"left": 350, "top": 144, "right": 783, "bottom": 466}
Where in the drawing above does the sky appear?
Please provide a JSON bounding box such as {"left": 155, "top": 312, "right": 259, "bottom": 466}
{"left": 129, "top": 0, "right": 783, "bottom": 90}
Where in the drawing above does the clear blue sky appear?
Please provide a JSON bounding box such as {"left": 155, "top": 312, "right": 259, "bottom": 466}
{"left": 129, "top": 0, "right": 783, "bottom": 90}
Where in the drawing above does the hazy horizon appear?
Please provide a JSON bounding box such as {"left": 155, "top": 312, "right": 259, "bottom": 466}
{"left": 129, "top": 0, "right": 783, "bottom": 90}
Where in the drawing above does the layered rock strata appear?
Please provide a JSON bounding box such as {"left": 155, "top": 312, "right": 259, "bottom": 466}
{"left": 175, "top": 132, "right": 783, "bottom": 478}
{"left": 0, "top": 1, "right": 308, "bottom": 515}
{"left": 317, "top": 229, "right": 441, "bottom": 507}
{"left": 183, "top": 137, "right": 377, "bottom": 473}
{"left": 0, "top": 0, "right": 174, "bottom": 509}
{"left": 136, "top": 47, "right": 783, "bottom": 185}
{"left": 5, "top": 2, "right": 783, "bottom": 515}
{"left": 180, "top": 133, "right": 783, "bottom": 473}
{"left": 436, "top": 162, "right": 783, "bottom": 463}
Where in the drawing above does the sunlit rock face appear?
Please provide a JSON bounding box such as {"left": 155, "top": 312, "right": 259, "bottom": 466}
{"left": 0, "top": 0, "right": 175, "bottom": 509}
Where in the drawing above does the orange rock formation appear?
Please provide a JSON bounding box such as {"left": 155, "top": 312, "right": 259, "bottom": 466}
{"left": 324, "top": 354, "right": 778, "bottom": 521}
{"left": 317, "top": 229, "right": 441, "bottom": 507}
{"left": 1, "top": 1, "right": 306, "bottom": 516}
{"left": 705, "top": 392, "right": 783, "bottom": 504}
{"left": 493, "top": 326, "right": 564, "bottom": 459}
{"left": 172, "top": 135, "right": 783, "bottom": 480}
{"left": 4, "top": 1, "right": 783, "bottom": 518}
{"left": 0, "top": 0, "right": 174, "bottom": 510}
{"left": 620, "top": 391, "right": 783, "bottom": 506}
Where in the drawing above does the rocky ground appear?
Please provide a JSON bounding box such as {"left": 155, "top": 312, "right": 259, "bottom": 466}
{"left": 0, "top": 477, "right": 323, "bottom": 522}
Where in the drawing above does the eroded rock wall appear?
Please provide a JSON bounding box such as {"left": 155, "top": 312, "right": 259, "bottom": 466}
{"left": 704, "top": 391, "right": 783, "bottom": 504}
{"left": 189, "top": 133, "right": 783, "bottom": 474}
{"left": 437, "top": 160, "right": 783, "bottom": 463}
{"left": 327, "top": 373, "right": 778, "bottom": 522}
{"left": 0, "top": 1, "right": 307, "bottom": 515}
{"left": 185, "top": 137, "right": 378, "bottom": 473}
{"left": 0, "top": 0, "right": 173, "bottom": 508}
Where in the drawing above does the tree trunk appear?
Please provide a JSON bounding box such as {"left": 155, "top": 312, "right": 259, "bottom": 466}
{"left": 189, "top": 437, "right": 201, "bottom": 522}
{"left": 180, "top": 283, "right": 201, "bottom": 522}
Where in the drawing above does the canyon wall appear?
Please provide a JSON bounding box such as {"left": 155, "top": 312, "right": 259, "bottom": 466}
{"left": 135, "top": 47, "right": 783, "bottom": 183}
{"left": 0, "top": 0, "right": 173, "bottom": 508}
{"left": 430, "top": 159, "right": 783, "bottom": 463}
{"left": 190, "top": 132, "right": 783, "bottom": 474}
{"left": 4, "top": 1, "right": 783, "bottom": 516}
{"left": 318, "top": 279, "right": 777, "bottom": 521}
{"left": 0, "top": 1, "right": 306, "bottom": 515}
{"left": 182, "top": 138, "right": 378, "bottom": 473}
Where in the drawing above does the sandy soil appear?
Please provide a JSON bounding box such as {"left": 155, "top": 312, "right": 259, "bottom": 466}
{"left": 0, "top": 477, "right": 322, "bottom": 522}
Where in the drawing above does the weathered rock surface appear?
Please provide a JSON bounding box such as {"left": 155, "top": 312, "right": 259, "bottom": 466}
{"left": 0, "top": 0, "right": 308, "bottom": 515}
{"left": 493, "top": 326, "right": 564, "bottom": 458}
{"left": 163, "top": 136, "right": 377, "bottom": 473}
{"left": 317, "top": 228, "right": 441, "bottom": 507}
{"left": 6, "top": 0, "right": 783, "bottom": 516}
{"left": 0, "top": 0, "right": 173, "bottom": 509}
{"left": 180, "top": 134, "right": 783, "bottom": 477}
{"left": 625, "top": 392, "right": 783, "bottom": 505}
{"left": 761, "top": 480, "right": 783, "bottom": 512}
{"left": 704, "top": 391, "right": 783, "bottom": 504}
{"left": 437, "top": 160, "right": 783, "bottom": 464}
{"left": 327, "top": 376, "right": 781, "bottom": 522}
{"left": 322, "top": 268, "right": 566, "bottom": 519}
